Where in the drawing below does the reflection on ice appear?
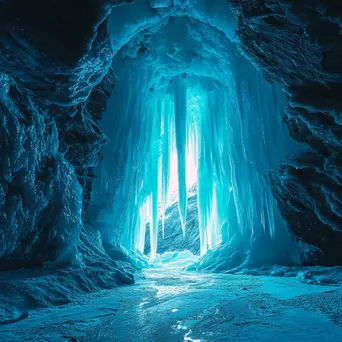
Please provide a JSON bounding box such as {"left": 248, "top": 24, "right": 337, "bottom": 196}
{"left": 152, "top": 284, "right": 190, "bottom": 298}
{"left": 173, "top": 321, "right": 202, "bottom": 342}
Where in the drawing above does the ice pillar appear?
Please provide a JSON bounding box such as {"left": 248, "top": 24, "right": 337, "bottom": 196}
{"left": 174, "top": 75, "right": 188, "bottom": 235}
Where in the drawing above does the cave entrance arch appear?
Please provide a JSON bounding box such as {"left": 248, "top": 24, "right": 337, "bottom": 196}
{"left": 90, "top": 1, "right": 301, "bottom": 269}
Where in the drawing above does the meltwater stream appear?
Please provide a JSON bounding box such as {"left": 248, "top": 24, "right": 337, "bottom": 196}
{"left": 83, "top": 260, "right": 342, "bottom": 342}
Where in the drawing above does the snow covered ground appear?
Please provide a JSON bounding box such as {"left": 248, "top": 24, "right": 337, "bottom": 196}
{"left": 1, "top": 259, "right": 342, "bottom": 342}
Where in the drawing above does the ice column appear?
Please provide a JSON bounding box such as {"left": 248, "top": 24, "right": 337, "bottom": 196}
{"left": 174, "top": 75, "right": 188, "bottom": 235}
{"left": 161, "top": 99, "right": 173, "bottom": 238}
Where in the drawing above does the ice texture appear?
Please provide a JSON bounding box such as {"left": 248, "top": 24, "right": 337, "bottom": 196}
{"left": 93, "top": 9, "right": 303, "bottom": 267}
{"left": 1, "top": 0, "right": 342, "bottom": 331}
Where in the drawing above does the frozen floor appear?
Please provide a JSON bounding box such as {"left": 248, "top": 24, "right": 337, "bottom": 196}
{"left": 1, "top": 266, "right": 342, "bottom": 341}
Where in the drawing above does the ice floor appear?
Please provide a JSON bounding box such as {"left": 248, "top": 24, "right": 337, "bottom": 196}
{"left": 1, "top": 262, "right": 342, "bottom": 342}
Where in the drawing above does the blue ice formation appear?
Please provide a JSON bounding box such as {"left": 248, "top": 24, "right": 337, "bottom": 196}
{"left": 2, "top": 0, "right": 342, "bottom": 332}
{"left": 91, "top": 1, "right": 303, "bottom": 267}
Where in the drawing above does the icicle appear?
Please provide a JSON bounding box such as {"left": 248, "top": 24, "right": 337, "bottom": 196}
{"left": 148, "top": 99, "right": 162, "bottom": 261}
{"left": 161, "top": 98, "right": 172, "bottom": 239}
{"left": 150, "top": 186, "right": 159, "bottom": 261}
{"left": 135, "top": 200, "right": 147, "bottom": 253}
{"left": 173, "top": 75, "right": 188, "bottom": 235}
{"left": 103, "top": 43, "right": 300, "bottom": 267}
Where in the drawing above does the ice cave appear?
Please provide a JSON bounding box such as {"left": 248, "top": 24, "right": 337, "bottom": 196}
{"left": 1, "top": 0, "right": 342, "bottom": 341}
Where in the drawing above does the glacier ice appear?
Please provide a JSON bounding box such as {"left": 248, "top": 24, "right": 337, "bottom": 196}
{"left": 92, "top": 10, "right": 303, "bottom": 266}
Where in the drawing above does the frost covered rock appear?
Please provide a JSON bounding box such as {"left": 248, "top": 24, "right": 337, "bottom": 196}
{"left": 144, "top": 194, "right": 200, "bottom": 256}
{"left": 0, "top": 0, "right": 126, "bottom": 110}
{"left": 0, "top": 75, "right": 83, "bottom": 269}
{"left": 0, "top": 1, "right": 125, "bottom": 270}
{"left": 0, "top": 66, "right": 115, "bottom": 269}
{"left": 0, "top": 226, "right": 135, "bottom": 324}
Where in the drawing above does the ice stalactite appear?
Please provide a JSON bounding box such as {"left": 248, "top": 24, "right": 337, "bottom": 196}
{"left": 92, "top": 11, "right": 303, "bottom": 266}
{"left": 161, "top": 99, "right": 173, "bottom": 238}
{"left": 94, "top": 62, "right": 301, "bottom": 265}
{"left": 174, "top": 75, "right": 188, "bottom": 235}
{"left": 196, "top": 88, "right": 220, "bottom": 254}
{"left": 135, "top": 201, "right": 147, "bottom": 253}
{"left": 146, "top": 100, "right": 162, "bottom": 260}
{"left": 187, "top": 66, "right": 303, "bottom": 269}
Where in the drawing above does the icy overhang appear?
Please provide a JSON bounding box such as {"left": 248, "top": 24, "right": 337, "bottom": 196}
{"left": 111, "top": 14, "right": 238, "bottom": 98}
{"left": 107, "top": 0, "right": 237, "bottom": 54}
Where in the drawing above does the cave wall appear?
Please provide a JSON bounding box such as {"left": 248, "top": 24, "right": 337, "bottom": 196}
{"left": 0, "top": 0, "right": 127, "bottom": 269}
{"left": 227, "top": 0, "right": 342, "bottom": 264}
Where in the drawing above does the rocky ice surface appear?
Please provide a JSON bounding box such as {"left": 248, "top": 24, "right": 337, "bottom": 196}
{"left": 1, "top": 264, "right": 342, "bottom": 341}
